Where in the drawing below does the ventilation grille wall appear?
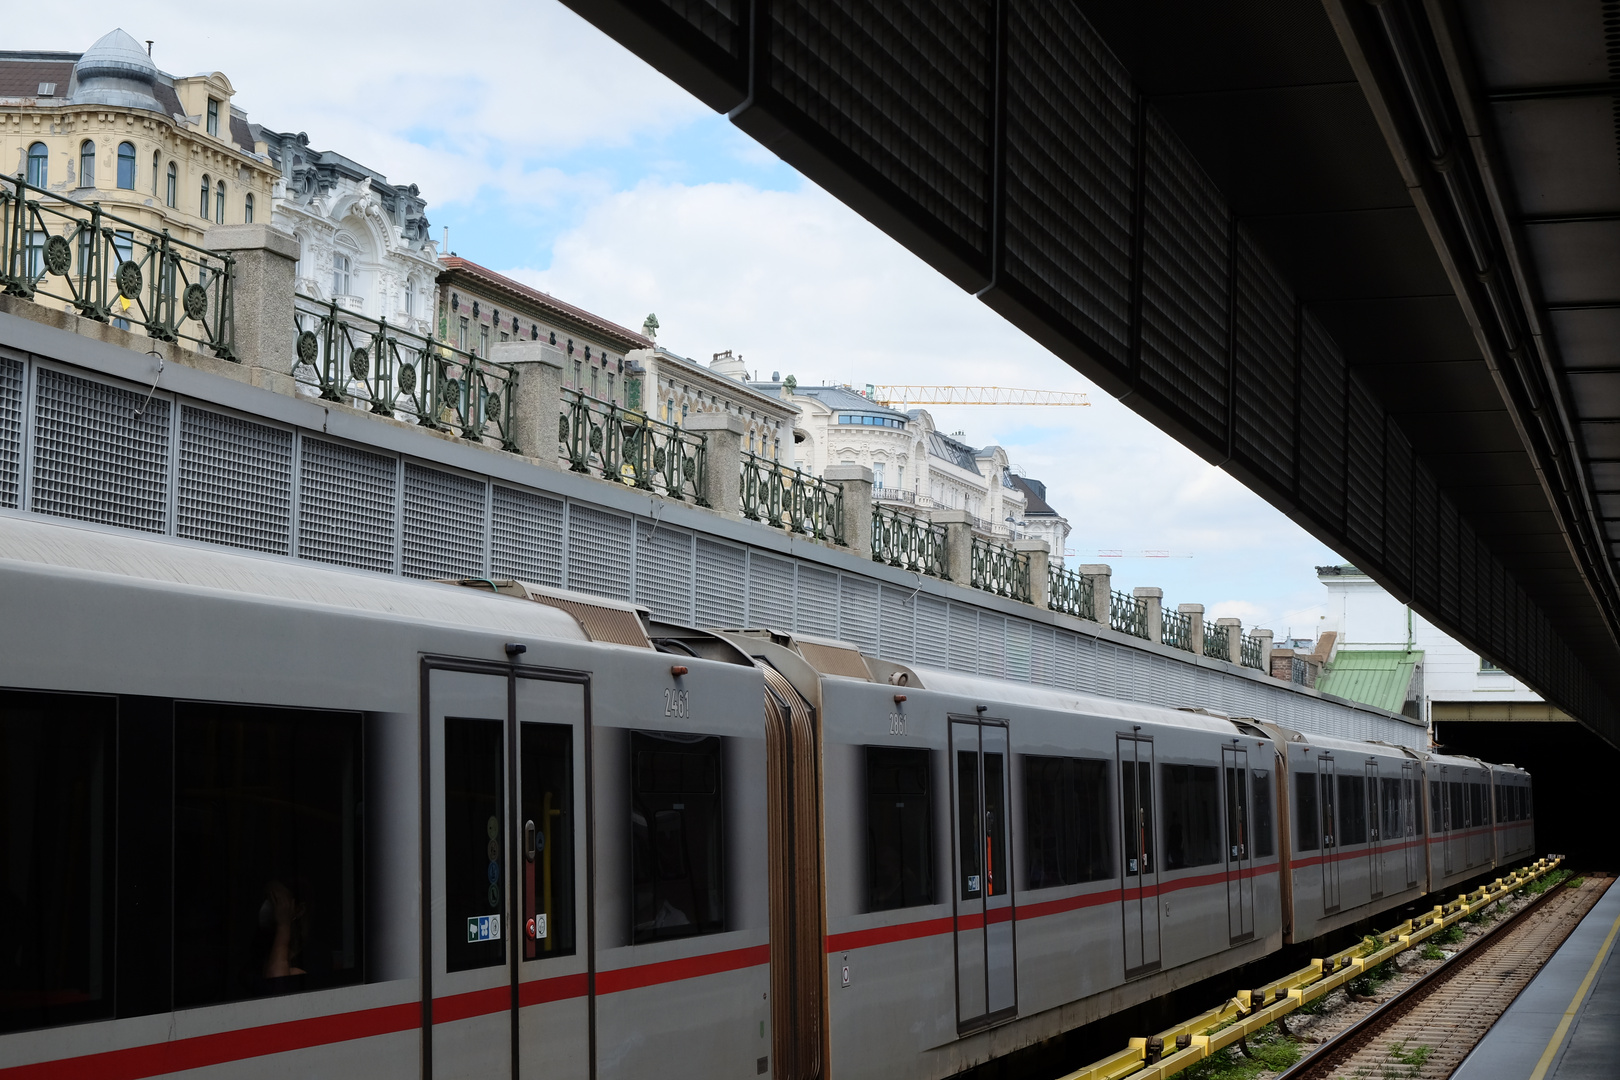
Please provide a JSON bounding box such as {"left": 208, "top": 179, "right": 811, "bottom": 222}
{"left": 0, "top": 357, "right": 23, "bottom": 509}
{"left": 177, "top": 406, "right": 292, "bottom": 554}
{"left": 402, "top": 464, "right": 487, "bottom": 580}
{"left": 32, "top": 367, "right": 169, "bottom": 533}
{"left": 491, "top": 486, "right": 564, "bottom": 586}
{"left": 298, "top": 437, "right": 397, "bottom": 573}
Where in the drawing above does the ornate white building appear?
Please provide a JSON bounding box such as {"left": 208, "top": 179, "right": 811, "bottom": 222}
{"left": 645, "top": 347, "right": 796, "bottom": 461}
{"left": 262, "top": 130, "right": 438, "bottom": 335}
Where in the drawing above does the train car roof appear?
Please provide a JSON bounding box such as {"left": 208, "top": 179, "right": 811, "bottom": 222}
{"left": 1258, "top": 724, "right": 1416, "bottom": 759}
{"left": 0, "top": 515, "right": 589, "bottom": 640}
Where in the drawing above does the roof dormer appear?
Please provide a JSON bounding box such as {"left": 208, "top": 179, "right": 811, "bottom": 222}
{"left": 172, "top": 71, "right": 234, "bottom": 137}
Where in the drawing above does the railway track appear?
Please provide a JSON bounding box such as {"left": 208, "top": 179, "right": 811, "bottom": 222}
{"left": 1276, "top": 874, "right": 1612, "bottom": 1080}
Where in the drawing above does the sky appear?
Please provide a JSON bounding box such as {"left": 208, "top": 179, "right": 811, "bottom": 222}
{"left": 12, "top": 3, "right": 1344, "bottom": 638}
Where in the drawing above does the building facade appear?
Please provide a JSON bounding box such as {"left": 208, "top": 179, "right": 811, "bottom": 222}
{"left": 1, "top": 29, "right": 275, "bottom": 245}
{"left": 653, "top": 348, "right": 795, "bottom": 460}
{"left": 263, "top": 131, "right": 438, "bottom": 335}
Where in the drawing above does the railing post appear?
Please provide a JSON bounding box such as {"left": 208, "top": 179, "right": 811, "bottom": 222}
{"left": 204, "top": 223, "right": 297, "bottom": 384}
{"left": 1179, "top": 604, "right": 1206, "bottom": 656}
{"left": 1014, "top": 539, "right": 1050, "bottom": 608}
{"left": 1252, "top": 628, "right": 1274, "bottom": 672}
{"left": 1134, "top": 587, "right": 1163, "bottom": 643}
{"left": 492, "top": 340, "right": 564, "bottom": 464}
{"left": 824, "top": 464, "right": 871, "bottom": 552}
{"left": 684, "top": 411, "right": 746, "bottom": 516}
{"left": 932, "top": 509, "right": 974, "bottom": 584}
{"left": 1217, "top": 617, "right": 1244, "bottom": 664}
{"left": 1079, "top": 564, "right": 1112, "bottom": 624}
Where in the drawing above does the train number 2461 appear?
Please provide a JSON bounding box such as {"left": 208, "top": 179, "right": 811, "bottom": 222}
{"left": 664, "top": 688, "right": 690, "bottom": 719}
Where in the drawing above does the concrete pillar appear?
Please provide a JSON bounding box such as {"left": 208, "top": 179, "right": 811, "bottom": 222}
{"left": 1014, "top": 539, "right": 1050, "bottom": 608}
{"left": 1217, "top": 617, "right": 1244, "bottom": 664}
{"left": 1251, "top": 628, "right": 1275, "bottom": 672}
{"left": 932, "top": 509, "right": 974, "bottom": 584}
{"left": 1079, "top": 563, "right": 1113, "bottom": 625}
{"left": 683, "top": 410, "right": 747, "bottom": 516}
{"left": 491, "top": 340, "right": 564, "bottom": 465}
{"left": 1134, "top": 586, "right": 1163, "bottom": 644}
{"left": 1179, "top": 603, "right": 1206, "bottom": 655}
{"left": 824, "top": 463, "right": 872, "bottom": 553}
{"left": 204, "top": 223, "right": 298, "bottom": 391}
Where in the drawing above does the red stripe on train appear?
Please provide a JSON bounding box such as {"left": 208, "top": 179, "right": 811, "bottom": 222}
{"left": 595, "top": 943, "right": 770, "bottom": 994}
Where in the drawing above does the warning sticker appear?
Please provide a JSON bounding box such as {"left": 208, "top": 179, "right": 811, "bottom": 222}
{"left": 467, "top": 915, "right": 504, "bottom": 942}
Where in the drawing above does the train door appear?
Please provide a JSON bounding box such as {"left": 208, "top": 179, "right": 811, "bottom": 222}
{"left": 1118, "top": 736, "right": 1160, "bottom": 976}
{"left": 1222, "top": 747, "right": 1254, "bottom": 943}
{"left": 950, "top": 718, "right": 1016, "bottom": 1032}
{"left": 1402, "top": 763, "right": 1420, "bottom": 888}
{"left": 1318, "top": 756, "right": 1340, "bottom": 914}
{"left": 424, "top": 664, "right": 592, "bottom": 1080}
{"left": 1366, "top": 761, "right": 1383, "bottom": 900}
{"left": 1441, "top": 769, "right": 1454, "bottom": 876}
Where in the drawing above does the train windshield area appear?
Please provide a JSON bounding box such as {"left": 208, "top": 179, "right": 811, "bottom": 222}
{"left": 631, "top": 731, "right": 725, "bottom": 943}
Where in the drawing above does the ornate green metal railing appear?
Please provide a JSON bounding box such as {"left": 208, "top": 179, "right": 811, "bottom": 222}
{"left": 872, "top": 504, "right": 947, "bottom": 578}
{"left": 1241, "top": 632, "right": 1264, "bottom": 670}
{"left": 1049, "top": 565, "right": 1097, "bottom": 620}
{"left": 294, "top": 295, "right": 517, "bottom": 449}
{"left": 2, "top": 174, "right": 235, "bottom": 357}
{"left": 1204, "top": 621, "right": 1231, "bottom": 661}
{"left": 1111, "top": 590, "right": 1148, "bottom": 639}
{"left": 971, "top": 536, "right": 1031, "bottom": 601}
{"left": 741, "top": 452, "right": 844, "bottom": 543}
{"left": 562, "top": 389, "right": 706, "bottom": 502}
{"left": 1162, "top": 606, "right": 1192, "bottom": 651}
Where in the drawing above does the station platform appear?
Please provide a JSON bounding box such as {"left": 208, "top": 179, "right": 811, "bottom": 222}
{"left": 1453, "top": 879, "right": 1620, "bottom": 1080}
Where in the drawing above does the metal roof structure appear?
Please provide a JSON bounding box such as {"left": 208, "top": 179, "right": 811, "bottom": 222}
{"left": 564, "top": 0, "right": 1620, "bottom": 746}
{"left": 1316, "top": 649, "right": 1425, "bottom": 716}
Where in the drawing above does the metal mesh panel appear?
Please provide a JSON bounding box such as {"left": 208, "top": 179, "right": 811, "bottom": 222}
{"left": 796, "top": 564, "right": 840, "bottom": 637}
{"left": 566, "top": 504, "right": 633, "bottom": 601}
{"left": 1412, "top": 465, "right": 1439, "bottom": 611}
{"left": 491, "top": 486, "right": 564, "bottom": 586}
{"left": 747, "top": 552, "right": 795, "bottom": 630}
{"left": 1005, "top": 618, "right": 1032, "bottom": 682}
{"left": 948, "top": 603, "right": 978, "bottom": 672}
{"left": 1345, "top": 378, "right": 1383, "bottom": 564}
{"left": 696, "top": 538, "right": 747, "bottom": 627}
{"left": 1458, "top": 520, "right": 1478, "bottom": 632}
{"left": 1001, "top": 0, "right": 1134, "bottom": 367}
{"left": 32, "top": 367, "right": 170, "bottom": 533}
{"left": 297, "top": 437, "right": 397, "bottom": 573}
{"left": 880, "top": 585, "right": 916, "bottom": 662}
{"left": 1383, "top": 423, "right": 1413, "bottom": 592}
{"left": 0, "top": 357, "right": 21, "bottom": 509}
{"left": 916, "top": 594, "right": 949, "bottom": 667}
{"left": 1074, "top": 634, "right": 1097, "bottom": 692}
{"left": 1031, "top": 625, "right": 1055, "bottom": 686}
{"left": 1297, "top": 314, "right": 1346, "bottom": 531}
{"left": 1233, "top": 230, "right": 1295, "bottom": 488}
{"left": 839, "top": 575, "right": 880, "bottom": 653}
{"left": 768, "top": 0, "right": 994, "bottom": 266}
{"left": 636, "top": 521, "right": 696, "bottom": 622}
{"left": 1054, "top": 630, "right": 1078, "bottom": 689}
{"left": 1438, "top": 494, "right": 1460, "bottom": 624}
{"left": 177, "top": 406, "right": 293, "bottom": 554}
{"left": 402, "top": 464, "right": 487, "bottom": 580}
{"left": 1140, "top": 108, "right": 1230, "bottom": 448}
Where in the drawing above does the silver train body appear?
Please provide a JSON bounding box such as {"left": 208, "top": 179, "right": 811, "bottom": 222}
{"left": 0, "top": 515, "right": 1533, "bottom": 1080}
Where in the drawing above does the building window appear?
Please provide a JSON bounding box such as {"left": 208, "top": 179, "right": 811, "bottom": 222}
{"left": 206, "top": 98, "right": 220, "bottom": 137}
{"left": 404, "top": 281, "right": 414, "bottom": 317}
{"left": 1479, "top": 657, "right": 1504, "bottom": 673}
{"left": 478, "top": 324, "right": 489, "bottom": 357}
{"left": 200, "top": 174, "right": 211, "bottom": 218}
{"left": 26, "top": 142, "right": 47, "bottom": 187}
{"left": 332, "top": 253, "right": 351, "bottom": 296}
{"left": 457, "top": 317, "right": 469, "bottom": 350}
{"left": 78, "top": 140, "right": 95, "bottom": 187}
{"left": 865, "top": 747, "right": 933, "bottom": 910}
{"left": 165, "top": 162, "right": 177, "bottom": 208}
{"left": 117, "top": 142, "right": 136, "bottom": 189}
{"left": 243, "top": 193, "right": 253, "bottom": 224}
{"left": 898, "top": 464, "right": 905, "bottom": 489}
{"left": 215, "top": 181, "right": 225, "bottom": 224}
{"left": 630, "top": 730, "right": 726, "bottom": 943}
{"left": 152, "top": 150, "right": 160, "bottom": 194}
{"left": 873, "top": 462, "right": 885, "bottom": 489}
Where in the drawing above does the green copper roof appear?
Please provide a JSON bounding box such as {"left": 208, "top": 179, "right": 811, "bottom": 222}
{"left": 1317, "top": 650, "right": 1423, "bottom": 713}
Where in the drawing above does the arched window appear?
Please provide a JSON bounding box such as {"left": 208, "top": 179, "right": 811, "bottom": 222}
{"left": 333, "top": 253, "right": 351, "bottom": 296}
{"left": 243, "top": 193, "right": 253, "bottom": 224}
{"left": 26, "top": 142, "right": 47, "bottom": 187}
{"left": 165, "top": 162, "right": 177, "bottom": 208}
{"left": 200, "top": 174, "right": 211, "bottom": 218}
{"left": 78, "top": 141, "right": 95, "bottom": 187}
{"left": 151, "top": 150, "right": 160, "bottom": 194}
{"left": 116, "top": 143, "right": 136, "bottom": 190}
{"left": 215, "top": 181, "right": 225, "bottom": 224}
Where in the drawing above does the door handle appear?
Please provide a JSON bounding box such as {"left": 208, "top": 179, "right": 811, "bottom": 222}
{"left": 525, "top": 819, "right": 537, "bottom": 863}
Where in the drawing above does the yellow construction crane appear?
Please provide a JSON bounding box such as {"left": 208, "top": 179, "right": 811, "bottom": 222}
{"left": 864, "top": 384, "right": 1090, "bottom": 408}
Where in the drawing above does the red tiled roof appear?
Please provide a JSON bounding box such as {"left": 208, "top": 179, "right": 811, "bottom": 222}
{"left": 438, "top": 257, "right": 652, "bottom": 352}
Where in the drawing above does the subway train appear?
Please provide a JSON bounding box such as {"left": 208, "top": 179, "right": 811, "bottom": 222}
{"left": 0, "top": 513, "right": 1534, "bottom": 1080}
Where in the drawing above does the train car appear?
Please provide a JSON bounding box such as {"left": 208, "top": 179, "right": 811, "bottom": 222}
{"left": 1488, "top": 763, "right": 1535, "bottom": 866}
{"left": 1263, "top": 727, "right": 1428, "bottom": 943}
{"left": 1415, "top": 751, "right": 1500, "bottom": 895}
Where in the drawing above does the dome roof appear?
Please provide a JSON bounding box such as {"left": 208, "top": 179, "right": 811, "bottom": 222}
{"left": 73, "top": 29, "right": 163, "bottom": 111}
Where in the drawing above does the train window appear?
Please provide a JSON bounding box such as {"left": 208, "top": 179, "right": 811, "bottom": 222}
{"left": 521, "top": 723, "right": 575, "bottom": 958}
{"left": 1408, "top": 780, "right": 1422, "bottom": 833}
{"left": 1448, "top": 782, "right": 1464, "bottom": 828}
{"left": 866, "top": 747, "right": 934, "bottom": 910}
{"left": 442, "top": 716, "right": 506, "bottom": 973}
{"left": 1430, "top": 781, "right": 1443, "bottom": 831}
{"left": 1023, "top": 756, "right": 1111, "bottom": 888}
{"left": 1295, "top": 771, "right": 1320, "bottom": 851}
{"left": 1161, "top": 764, "right": 1220, "bottom": 869}
{"left": 1472, "top": 784, "right": 1486, "bottom": 827}
{"left": 0, "top": 690, "right": 116, "bottom": 1034}
{"left": 1121, "top": 757, "right": 1154, "bottom": 876}
{"left": 956, "top": 745, "right": 1008, "bottom": 901}
{"left": 1336, "top": 775, "right": 1367, "bottom": 845}
{"left": 173, "top": 703, "right": 364, "bottom": 1004}
{"left": 1381, "top": 778, "right": 1401, "bottom": 839}
{"left": 631, "top": 731, "right": 725, "bottom": 943}
{"left": 1251, "top": 770, "right": 1274, "bottom": 858}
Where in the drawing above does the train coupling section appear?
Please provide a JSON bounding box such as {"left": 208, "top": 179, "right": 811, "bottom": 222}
{"left": 1057, "top": 856, "right": 1565, "bottom": 1080}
